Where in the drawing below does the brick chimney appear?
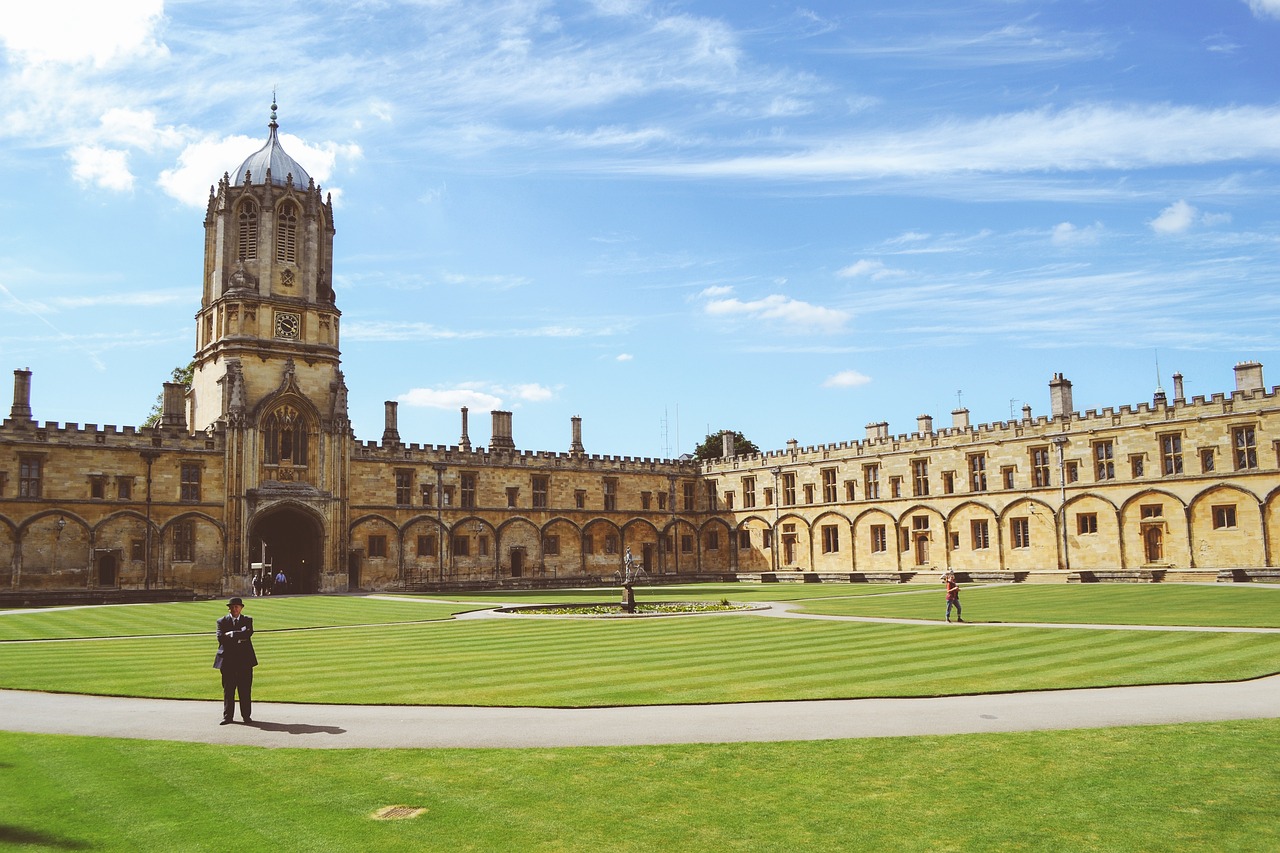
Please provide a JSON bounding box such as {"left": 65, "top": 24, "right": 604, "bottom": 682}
{"left": 490, "top": 410, "right": 515, "bottom": 450}
{"left": 570, "top": 416, "right": 585, "bottom": 454}
{"left": 1234, "top": 361, "right": 1264, "bottom": 394}
{"left": 1049, "top": 373, "right": 1074, "bottom": 420}
{"left": 9, "top": 368, "right": 33, "bottom": 422}
{"left": 382, "top": 401, "right": 400, "bottom": 444}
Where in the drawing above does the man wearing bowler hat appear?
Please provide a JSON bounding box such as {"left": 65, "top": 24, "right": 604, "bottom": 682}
{"left": 214, "top": 597, "right": 258, "bottom": 724}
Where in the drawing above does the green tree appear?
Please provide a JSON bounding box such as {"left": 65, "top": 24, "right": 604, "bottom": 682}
{"left": 142, "top": 361, "right": 195, "bottom": 427}
{"left": 693, "top": 430, "right": 761, "bottom": 461}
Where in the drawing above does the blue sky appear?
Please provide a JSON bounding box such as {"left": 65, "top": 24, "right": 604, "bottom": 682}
{"left": 2, "top": 0, "right": 1279, "bottom": 458}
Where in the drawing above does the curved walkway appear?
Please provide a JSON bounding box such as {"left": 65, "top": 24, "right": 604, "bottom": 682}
{"left": 3, "top": 601, "right": 1278, "bottom": 749}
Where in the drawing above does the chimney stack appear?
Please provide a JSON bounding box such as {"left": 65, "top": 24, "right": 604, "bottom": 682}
{"left": 916, "top": 414, "right": 933, "bottom": 435}
{"left": 720, "top": 430, "right": 734, "bottom": 459}
{"left": 1172, "top": 372, "right": 1185, "bottom": 403}
{"left": 382, "top": 401, "right": 400, "bottom": 444}
{"left": 1234, "top": 361, "right": 1264, "bottom": 394}
{"left": 952, "top": 408, "right": 970, "bottom": 430}
{"left": 490, "top": 410, "right": 515, "bottom": 450}
{"left": 1049, "top": 373, "right": 1074, "bottom": 420}
{"left": 9, "top": 368, "right": 33, "bottom": 422}
{"left": 570, "top": 416, "right": 585, "bottom": 454}
{"left": 162, "top": 382, "right": 188, "bottom": 431}
{"left": 459, "top": 407, "right": 472, "bottom": 452}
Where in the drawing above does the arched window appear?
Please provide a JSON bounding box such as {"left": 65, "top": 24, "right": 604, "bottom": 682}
{"left": 237, "top": 201, "right": 258, "bottom": 260}
{"left": 263, "top": 405, "right": 308, "bottom": 469}
{"left": 275, "top": 201, "right": 298, "bottom": 265}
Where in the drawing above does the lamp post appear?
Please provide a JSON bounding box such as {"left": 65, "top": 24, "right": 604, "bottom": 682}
{"left": 770, "top": 466, "right": 782, "bottom": 572}
{"left": 140, "top": 450, "right": 161, "bottom": 590}
{"left": 1052, "top": 435, "right": 1070, "bottom": 572}
{"left": 433, "top": 463, "right": 447, "bottom": 583}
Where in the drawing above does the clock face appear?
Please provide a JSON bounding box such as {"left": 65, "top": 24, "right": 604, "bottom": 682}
{"left": 274, "top": 312, "right": 301, "bottom": 340}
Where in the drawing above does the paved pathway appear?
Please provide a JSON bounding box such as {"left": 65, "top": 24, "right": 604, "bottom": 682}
{"left": 3, "top": 600, "right": 1278, "bottom": 749}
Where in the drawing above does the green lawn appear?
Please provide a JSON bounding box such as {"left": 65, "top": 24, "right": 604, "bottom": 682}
{"left": 2, "top": 720, "right": 1276, "bottom": 852}
{"left": 792, "top": 582, "right": 1280, "bottom": 627}
{"left": 2, "top": 587, "right": 1277, "bottom": 706}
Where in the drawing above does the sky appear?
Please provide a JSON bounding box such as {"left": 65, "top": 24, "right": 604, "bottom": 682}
{"left": 2, "top": 0, "right": 1279, "bottom": 459}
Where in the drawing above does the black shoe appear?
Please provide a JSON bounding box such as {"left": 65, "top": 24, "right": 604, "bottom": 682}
{"left": 220, "top": 719, "right": 233, "bottom": 725}
{"left": 242, "top": 718, "right": 253, "bottom": 724}
{"left": 957, "top": 618, "right": 964, "bottom": 623}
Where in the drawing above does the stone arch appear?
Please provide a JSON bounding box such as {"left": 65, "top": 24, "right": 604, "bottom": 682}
{"left": 245, "top": 503, "right": 320, "bottom": 592}
{"left": 582, "top": 518, "right": 624, "bottom": 576}
{"left": 1188, "top": 484, "right": 1264, "bottom": 568}
{"left": 539, "top": 517, "right": 583, "bottom": 579}
{"left": 621, "top": 518, "right": 661, "bottom": 574}
{"left": 496, "top": 517, "right": 539, "bottom": 579}
{"left": 811, "top": 510, "right": 853, "bottom": 572}
{"left": 1060, "top": 492, "right": 1123, "bottom": 571}
{"left": 851, "top": 507, "right": 897, "bottom": 572}
{"left": 895, "top": 505, "right": 946, "bottom": 571}
{"left": 998, "top": 497, "right": 1058, "bottom": 571}
{"left": 697, "top": 517, "right": 735, "bottom": 572}
{"left": 1118, "top": 490, "right": 1189, "bottom": 568}
{"left": 91, "top": 510, "right": 153, "bottom": 589}
{"left": 944, "top": 501, "right": 1000, "bottom": 572}
{"left": 160, "top": 510, "right": 228, "bottom": 593}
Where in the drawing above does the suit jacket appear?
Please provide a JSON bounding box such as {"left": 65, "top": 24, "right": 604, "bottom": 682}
{"left": 215, "top": 614, "right": 258, "bottom": 669}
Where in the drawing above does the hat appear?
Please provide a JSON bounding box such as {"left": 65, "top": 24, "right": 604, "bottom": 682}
{"left": 227, "top": 597, "right": 244, "bottom": 608}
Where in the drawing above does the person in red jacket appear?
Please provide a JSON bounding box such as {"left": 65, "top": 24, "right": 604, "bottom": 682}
{"left": 943, "top": 571, "right": 963, "bottom": 623}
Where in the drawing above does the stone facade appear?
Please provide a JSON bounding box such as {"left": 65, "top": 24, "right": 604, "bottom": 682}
{"left": 3, "top": 108, "right": 1279, "bottom": 595}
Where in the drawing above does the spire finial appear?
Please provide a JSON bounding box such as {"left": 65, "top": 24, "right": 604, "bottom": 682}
{"left": 270, "top": 89, "right": 278, "bottom": 127}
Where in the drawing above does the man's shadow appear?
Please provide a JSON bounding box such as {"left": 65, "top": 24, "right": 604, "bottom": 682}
{"left": 243, "top": 720, "right": 346, "bottom": 735}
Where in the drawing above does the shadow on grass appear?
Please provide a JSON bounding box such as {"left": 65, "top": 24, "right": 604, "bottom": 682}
{"left": 244, "top": 720, "right": 346, "bottom": 736}
{"left": 0, "top": 824, "right": 90, "bottom": 849}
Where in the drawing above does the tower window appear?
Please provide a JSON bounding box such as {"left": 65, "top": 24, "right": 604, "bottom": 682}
{"left": 276, "top": 201, "right": 298, "bottom": 265}
{"left": 263, "top": 405, "right": 308, "bottom": 468}
{"left": 237, "top": 201, "right": 258, "bottom": 260}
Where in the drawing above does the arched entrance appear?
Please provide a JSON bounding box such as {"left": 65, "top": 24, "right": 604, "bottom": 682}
{"left": 1143, "top": 526, "right": 1164, "bottom": 564}
{"left": 249, "top": 506, "right": 324, "bottom": 594}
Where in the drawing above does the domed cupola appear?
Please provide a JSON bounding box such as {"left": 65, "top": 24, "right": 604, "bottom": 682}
{"left": 232, "top": 99, "right": 312, "bottom": 188}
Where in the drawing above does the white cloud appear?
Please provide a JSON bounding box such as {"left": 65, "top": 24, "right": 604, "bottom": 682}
{"left": 616, "top": 353, "right": 634, "bottom": 361}
{"left": 68, "top": 145, "right": 134, "bottom": 192}
{"left": 1050, "top": 221, "right": 1104, "bottom": 246}
{"left": 97, "top": 108, "right": 187, "bottom": 151}
{"left": 501, "top": 383, "right": 555, "bottom": 402}
{"left": 837, "top": 259, "right": 906, "bottom": 280}
{"left": 158, "top": 133, "right": 361, "bottom": 207}
{"left": 823, "top": 370, "right": 872, "bottom": 388}
{"left": 0, "top": 0, "right": 167, "bottom": 67}
{"left": 650, "top": 104, "right": 1280, "bottom": 180}
{"left": 698, "top": 284, "right": 735, "bottom": 298}
{"left": 398, "top": 387, "right": 504, "bottom": 410}
{"left": 1149, "top": 200, "right": 1229, "bottom": 235}
{"left": 703, "top": 293, "right": 851, "bottom": 333}
{"left": 1246, "top": 0, "right": 1280, "bottom": 20}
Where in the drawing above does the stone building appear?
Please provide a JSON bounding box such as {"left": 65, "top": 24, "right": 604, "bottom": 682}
{"left": 2, "top": 107, "right": 1278, "bottom": 595}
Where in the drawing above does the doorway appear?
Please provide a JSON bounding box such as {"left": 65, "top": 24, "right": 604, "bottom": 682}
{"left": 249, "top": 506, "right": 324, "bottom": 593}
{"left": 97, "top": 552, "right": 118, "bottom": 587}
{"left": 914, "top": 534, "right": 930, "bottom": 566}
{"left": 510, "top": 547, "right": 524, "bottom": 578}
{"left": 1143, "top": 526, "right": 1163, "bottom": 564}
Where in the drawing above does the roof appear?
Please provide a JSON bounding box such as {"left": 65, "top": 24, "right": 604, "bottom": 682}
{"left": 231, "top": 100, "right": 312, "bottom": 188}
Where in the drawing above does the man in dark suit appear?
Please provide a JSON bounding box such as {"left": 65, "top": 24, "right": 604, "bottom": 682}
{"left": 215, "top": 597, "right": 258, "bottom": 724}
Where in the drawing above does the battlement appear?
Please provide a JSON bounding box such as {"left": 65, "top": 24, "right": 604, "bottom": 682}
{"left": 0, "top": 419, "right": 220, "bottom": 450}
{"left": 699, "top": 371, "right": 1280, "bottom": 475}
{"left": 352, "top": 440, "right": 694, "bottom": 472}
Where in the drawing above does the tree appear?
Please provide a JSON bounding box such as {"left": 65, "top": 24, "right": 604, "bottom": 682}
{"left": 142, "top": 361, "right": 195, "bottom": 427}
{"left": 693, "top": 430, "right": 761, "bottom": 461}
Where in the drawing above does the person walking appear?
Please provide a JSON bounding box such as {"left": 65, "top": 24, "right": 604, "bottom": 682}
{"left": 943, "top": 570, "right": 963, "bottom": 622}
{"left": 214, "top": 597, "right": 258, "bottom": 724}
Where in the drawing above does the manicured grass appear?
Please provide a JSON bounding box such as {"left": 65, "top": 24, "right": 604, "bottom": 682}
{"left": 2, "top": 720, "right": 1276, "bottom": 852}
{"left": 2, "top": 608, "right": 1277, "bottom": 706}
{"left": 793, "top": 583, "right": 1280, "bottom": 627}
{"left": 425, "top": 583, "right": 911, "bottom": 604}
{"left": 0, "top": 595, "right": 465, "bottom": 641}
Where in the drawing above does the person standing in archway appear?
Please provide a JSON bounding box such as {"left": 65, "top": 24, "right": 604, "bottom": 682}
{"left": 214, "top": 597, "right": 258, "bottom": 724}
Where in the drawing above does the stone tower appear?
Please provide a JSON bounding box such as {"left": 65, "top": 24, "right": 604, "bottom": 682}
{"left": 189, "top": 100, "right": 351, "bottom": 592}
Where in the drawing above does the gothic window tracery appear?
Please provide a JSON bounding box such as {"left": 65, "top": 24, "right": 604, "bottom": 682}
{"left": 263, "top": 404, "right": 310, "bottom": 479}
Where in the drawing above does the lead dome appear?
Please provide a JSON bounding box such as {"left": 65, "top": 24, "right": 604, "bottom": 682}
{"left": 231, "top": 100, "right": 312, "bottom": 188}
